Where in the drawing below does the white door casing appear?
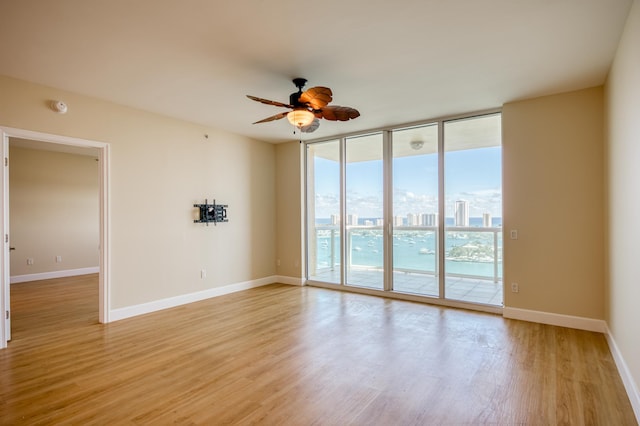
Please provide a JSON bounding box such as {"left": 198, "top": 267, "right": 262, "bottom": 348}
{"left": 0, "top": 127, "right": 111, "bottom": 349}
{"left": 1, "top": 131, "right": 9, "bottom": 344}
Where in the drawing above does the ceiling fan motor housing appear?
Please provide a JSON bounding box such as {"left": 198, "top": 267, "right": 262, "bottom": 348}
{"left": 290, "top": 78, "right": 308, "bottom": 108}
{"left": 290, "top": 91, "right": 304, "bottom": 107}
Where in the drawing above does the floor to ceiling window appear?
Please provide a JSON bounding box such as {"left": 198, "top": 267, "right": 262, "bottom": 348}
{"left": 345, "top": 133, "right": 384, "bottom": 290}
{"left": 307, "top": 139, "right": 341, "bottom": 284}
{"left": 391, "top": 123, "right": 440, "bottom": 297}
{"left": 443, "top": 114, "right": 503, "bottom": 305}
{"left": 306, "top": 112, "right": 502, "bottom": 308}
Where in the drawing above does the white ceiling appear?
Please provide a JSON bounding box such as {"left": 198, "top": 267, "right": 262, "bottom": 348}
{"left": 0, "top": 0, "right": 633, "bottom": 143}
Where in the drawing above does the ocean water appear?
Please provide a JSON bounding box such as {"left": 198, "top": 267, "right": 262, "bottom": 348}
{"left": 314, "top": 217, "right": 503, "bottom": 279}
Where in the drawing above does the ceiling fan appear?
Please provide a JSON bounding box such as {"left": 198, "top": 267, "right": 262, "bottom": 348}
{"left": 247, "top": 78, "right": 360, "bottom": 133}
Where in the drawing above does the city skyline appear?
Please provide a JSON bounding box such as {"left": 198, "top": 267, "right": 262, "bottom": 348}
{"left": 314, "top": 145, "right": 502, "bottom": 219}
{"left": 326, "top": 210, "right": 501, "bottom": 227}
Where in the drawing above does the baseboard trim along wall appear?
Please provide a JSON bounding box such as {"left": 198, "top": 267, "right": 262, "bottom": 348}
{"left": 275, "top": 275, "right": 305, "bottom": 286}
{"left": 10, "top": 267, "right": 100, "bottom": 284}
{"left": 502, "top": 307, "right": 607, "bottom": 333}
{"left": 604, "top": 325, "right": 640, "bottom": 422}
{"left": 110, "top": 276, "right": 280, "bottom": 322}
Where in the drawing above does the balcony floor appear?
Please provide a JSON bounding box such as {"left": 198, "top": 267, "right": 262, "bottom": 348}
{"left": 309, "top": 268, "right": 503, "bottom": 306}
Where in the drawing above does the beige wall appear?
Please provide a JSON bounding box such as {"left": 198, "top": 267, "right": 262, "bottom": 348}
{"left": 9, "top": 147, "right": 99, "bottom": 276}
{"left": 275, "top": 88, "right": 607, "bottom": 321}
{"left": 0, "top": 75, "right": 276, "bottom": 309}
{"left": 605, "top": 0, "right": 640, "bottom": 404}
{"left": 275, "top": 141, "right": 303, "bottom": 279}
{"left": 502, "top": 87, "right": 605, "bottom": 319}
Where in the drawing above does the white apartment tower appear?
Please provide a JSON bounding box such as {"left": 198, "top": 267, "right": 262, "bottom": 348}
{"left": 455, "top": 200, "right": 469, "bottom": 227}
{"left": 482, "top": 212, "right": 492, "bottom": 227}
{"left": 421, "top": 213, "right": 438, "bottom": 227}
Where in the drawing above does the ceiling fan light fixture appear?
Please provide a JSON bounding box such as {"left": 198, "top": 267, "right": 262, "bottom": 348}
{"left": 287, "top": 109, "right": 315, "bottom": 128}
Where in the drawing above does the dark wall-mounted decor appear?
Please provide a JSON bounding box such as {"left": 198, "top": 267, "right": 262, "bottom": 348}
{"left": 194, "top": 199, "right": 228, "bottom": 225}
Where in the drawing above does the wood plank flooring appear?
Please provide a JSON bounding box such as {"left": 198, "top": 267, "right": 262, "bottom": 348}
{"left": 1, "top": 275, "right": 637, "bottom": 425}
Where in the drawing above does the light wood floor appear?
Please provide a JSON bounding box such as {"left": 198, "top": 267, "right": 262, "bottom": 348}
{"left": 1, "top": 275, "right": 636, "bottom": 425}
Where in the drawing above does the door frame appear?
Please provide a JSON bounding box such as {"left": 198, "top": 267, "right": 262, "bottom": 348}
{"left": 0, "top": 126, "right": 111, "bottom": 349}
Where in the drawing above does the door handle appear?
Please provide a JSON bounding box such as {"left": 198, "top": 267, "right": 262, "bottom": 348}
{"left": 9, "top": 247, "right": 15, "bottom": 251}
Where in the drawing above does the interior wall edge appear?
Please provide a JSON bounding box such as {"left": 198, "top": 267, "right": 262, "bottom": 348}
{"left": 604, "top": 324, "right": 640, "bottom": 423}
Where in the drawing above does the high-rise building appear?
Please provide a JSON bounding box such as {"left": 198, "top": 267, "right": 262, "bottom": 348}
{"left": 394, "top": 216, "right": 404, "bottom": 226}
{"left": 421, "top": 213, "right": 438, "bottom": 227}
{"left": 406, "top": 213, "right": 419, "bottom": 226}
{"left": 455, "top": 200, "right": 469, "bottom": 227}
{"left": 375, "top": 218, "right": 384, "bottom": 226}
{"left": 347, "top": 214, "right": 359, "bottom": 226}
{"left": 330, "top": 214, "right": 340, "bottom": 225}
{"left": 482, "top": 212, "right": 492, "bottom": 227}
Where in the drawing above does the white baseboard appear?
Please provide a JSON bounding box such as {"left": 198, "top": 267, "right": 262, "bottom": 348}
{"left": 604, "top": 325, "right": 640, "bottom": 423}
{"left": 502, "top": 307, "right": 607, "bottom": 332}
{"left": 274, "top": 275, "right": 305, "bottom": 286}
{"left": 10, "top": 267, "right": 100, "bottom": 284}
{"left": 109, "top": 276, "right": 277, "bottom": 322}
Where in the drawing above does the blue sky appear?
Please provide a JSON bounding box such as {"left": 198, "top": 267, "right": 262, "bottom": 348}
{"left": 313, "top": 146, "right": 502, "bottom": 218}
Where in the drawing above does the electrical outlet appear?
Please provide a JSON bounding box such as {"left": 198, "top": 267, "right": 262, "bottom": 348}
{"left": 510, "top": 230, "right": 518, "bottom": 240}
{"left": 56, "top": 255, "right": 62, "bottom": 263}
{"left": 511, "top": 282, "right": 519, "bottom": 293}
{"left": 200, "top": 269, "right": 206, "bottom": 279}
{"left": 27, "top": 258, "right": 34, "bottom": 265}
{"left": 276, "top": 259, "right": 281, "bottom": 267}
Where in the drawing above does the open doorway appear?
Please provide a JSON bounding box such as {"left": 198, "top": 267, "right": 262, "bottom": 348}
{"left": 0, "top": 127, "right": 111, "bottom": 348}
{"left": 9, "top": 138, "right": 99, "bottom": 340}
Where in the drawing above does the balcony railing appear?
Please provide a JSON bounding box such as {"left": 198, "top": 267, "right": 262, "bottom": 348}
{"left": 311, "top": 225, "right": 503, "bottom": 283}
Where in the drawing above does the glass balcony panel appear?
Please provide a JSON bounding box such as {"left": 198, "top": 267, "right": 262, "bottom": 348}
{"left": 391, "top": 227, "right": 439, "bottom": 297}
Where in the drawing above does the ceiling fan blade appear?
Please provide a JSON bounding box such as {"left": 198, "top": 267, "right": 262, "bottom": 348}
{"left": 252, "top": 111, "right": 289, "bottom": 124}
{"left": 300, "top": 118, "right": 320, "bottom": 133}
{"left": 246, "top": 95, "right": 293, "bottom": 109}
{"left": 299, "top": 87, "right": 333, "bottom": 109}
{"left": 320, "top": 106, "right": 360, "bottom": 121}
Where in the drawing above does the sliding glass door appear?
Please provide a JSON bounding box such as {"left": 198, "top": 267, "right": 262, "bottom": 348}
{"left": 345, "top": 133, "right": 384, "bottom": 290}
{"left": 443, "top": 115, "right": 502, "bottom": 305}
{"left": 307, "top": 140, "right": 341, "bottom": 284}
{"left": 391, "top": 124, "right": 439, "bottom": 297}
{"left": 306, "top": 112, "right": 502, "bottom": 308}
